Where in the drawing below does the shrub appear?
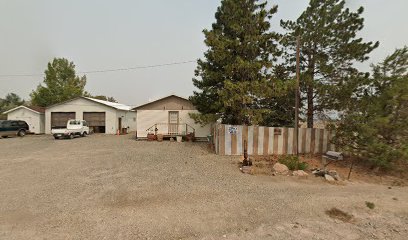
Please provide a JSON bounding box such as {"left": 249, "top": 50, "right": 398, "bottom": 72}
{"left": 278, "top": 155, "right": 308, "bottom": 171}
{"left": 365, "top": 201, "right": 375, "bottom": 209}
{"left": 325, "top": 208, "right": 354, "bottom": 222}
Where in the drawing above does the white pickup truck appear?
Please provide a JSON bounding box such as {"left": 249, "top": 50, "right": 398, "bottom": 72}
{"left": 52, "top": 120, "right": 90, "bottom": 140}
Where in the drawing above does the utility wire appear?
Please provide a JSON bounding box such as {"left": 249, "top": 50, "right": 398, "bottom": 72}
{"left": 0, "top": 60, "right": 197, "bottom": 78}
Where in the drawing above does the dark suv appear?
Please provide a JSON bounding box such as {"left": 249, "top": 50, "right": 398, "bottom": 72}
{"left": 0, "top": 120, "right": 30, "bottom": 138}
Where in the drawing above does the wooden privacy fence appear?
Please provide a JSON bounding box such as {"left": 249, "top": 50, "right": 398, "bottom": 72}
{"left": 212, "top": 124, "right": 335, "bottom": 156}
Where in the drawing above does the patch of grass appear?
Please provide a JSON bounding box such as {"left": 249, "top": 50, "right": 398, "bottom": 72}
{"left": 278, "top": 155, "right": 308, "bottom": 171}
{"left": 325, "top": 208, "right": 354, "bottom": 222}
{"left": 365, "top": 201, "right": 375, "bottom": 209}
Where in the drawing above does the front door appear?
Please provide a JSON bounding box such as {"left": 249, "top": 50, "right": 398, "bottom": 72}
{"left": 168, "top": 111, "right": 179, "bottom": 135}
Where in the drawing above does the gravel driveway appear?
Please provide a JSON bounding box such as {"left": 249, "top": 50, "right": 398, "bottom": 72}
{"left": 0, "top": 135, "right": 407, "bottom": 240}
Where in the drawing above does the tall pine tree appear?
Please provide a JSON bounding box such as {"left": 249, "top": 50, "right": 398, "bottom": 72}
{"left": 190, "top": 0, "right": 288, "bottom": 126}
{"left": 280, "top": 0, "right": 379, "bottom": 127}
{"left": 333, "top": 47, "right": 408, "bottom": 169}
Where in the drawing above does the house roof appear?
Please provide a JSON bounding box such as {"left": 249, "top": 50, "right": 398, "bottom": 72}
{"left": 46, "top": 97, "right": 133, "bottom": 111}
{"left": 132, "top": 94, "right": 191, "bottom": 110}
{"left": 3, "top": 105, "right": 45, "bottom": 115}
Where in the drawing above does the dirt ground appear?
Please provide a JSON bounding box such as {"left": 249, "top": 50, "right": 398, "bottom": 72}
{"left": 250, "top": 155, "right": 408, "bottom": 186}
{"left": 0, "top": 135, "right": 407, "bottom": 240}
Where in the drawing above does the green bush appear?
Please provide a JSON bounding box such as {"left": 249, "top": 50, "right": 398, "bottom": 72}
{"left": 365, "top": 201, "right": 375, "bottom": 209}
{"left": 278, "top": 155, "right": 308, "bottom": 171}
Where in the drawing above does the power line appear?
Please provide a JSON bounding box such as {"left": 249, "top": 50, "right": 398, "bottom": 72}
{"left": 0, "top": 60, "right": 197, "bottom": 78}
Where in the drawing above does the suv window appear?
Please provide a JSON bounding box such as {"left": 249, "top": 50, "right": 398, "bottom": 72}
{"left": 2, "top": 121, "right": 11, "bottom": 127}
{"left": 18, "top": 121, "right": 27, "bottom": 127}
{"left": 10, "top": 121, "right": 19, "bottom": 127}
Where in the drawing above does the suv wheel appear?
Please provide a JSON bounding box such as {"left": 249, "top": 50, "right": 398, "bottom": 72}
{"left": 18, "top": 130, "right": 26, "bottom": 137}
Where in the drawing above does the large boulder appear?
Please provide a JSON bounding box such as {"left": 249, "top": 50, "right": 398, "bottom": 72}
{"left": 273, "top": 163, "right": 289, "bottom": 174}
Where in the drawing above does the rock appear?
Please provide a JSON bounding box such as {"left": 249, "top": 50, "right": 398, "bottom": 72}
{"left": 241, "top": 166, "right": 252, "bottom": 174}
{"left": 325, "top": 174, "right": 336, "bottom": 182}
{"left": 312, "top": 169, "right": 326, "bottom": 177}
{"left": 273, "top": 163, "right": 289, "bottom": 174}
{"left": 293, "top": 170, "right": 309, "bottom": 177}
{"left": 328, "top": 170, "right": 342, "bottom": 181}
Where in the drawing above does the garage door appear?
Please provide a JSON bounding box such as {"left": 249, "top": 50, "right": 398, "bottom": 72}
{"left": 83, "top": 112, "right": 106, "bottom": 133}
{"left": 51, "top": 112, "right": 75, "bottom": 128}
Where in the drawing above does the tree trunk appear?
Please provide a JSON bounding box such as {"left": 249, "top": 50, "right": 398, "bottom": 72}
{"left": 307, "top": 55, "right": 315, "bottom": 129}
{"left": 307, "top": 85, "right": 314, "bottom": 128}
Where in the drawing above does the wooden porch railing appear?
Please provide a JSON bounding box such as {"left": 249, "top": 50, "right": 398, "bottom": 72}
{"left": 146, "top": 123, "right": 195, "bottom": 136}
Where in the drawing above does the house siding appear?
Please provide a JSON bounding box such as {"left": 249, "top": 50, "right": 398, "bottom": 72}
{"left": 136, "top": 109, "right": 210, "bottom": 138}
{"left": 134, "top": 95, "right": 211, "bottom": 138}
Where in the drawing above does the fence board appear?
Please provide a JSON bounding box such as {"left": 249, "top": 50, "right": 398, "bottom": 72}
{"left": 248, "top": 126, "right": 254, "bottom": 155}
{"left": 268, "top": 127, "right": 274, "bottom": 155}
{"left": 212, "top": 124, "right": 333, "bottom": 156}
{"left": 242, "top": 125, "right": 248, "bottom": 155}
{"left": 219, "top": 125, "right": 225, "bottom": 155}
{"left": 231, "top": 127, "right": 237, "bottom": 155}
{"left": 263, "top": 127, "right": 269, "bottom": 155}
{"left": 225, "top": 125, "right": 231, "bottom": 155}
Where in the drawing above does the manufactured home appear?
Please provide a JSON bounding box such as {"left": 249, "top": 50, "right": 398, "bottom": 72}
{"left": 45, "top": 97, "right": 136, "bottom": 134}
{"left": 133, "top": 95, "right": 210, "bottom": 139}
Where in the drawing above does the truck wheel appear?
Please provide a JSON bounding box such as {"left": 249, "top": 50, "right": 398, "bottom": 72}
{"left": 69, "top": 134, "right": 74, "bottom": 139}
{"left": 18, "top": 130, "right": 26, "bottom": 137}
{"left": 81, "top": 132, "right": 87, "bottom": 137}
{"left": 54, "top": 136, "right": 59, "bottom": 140}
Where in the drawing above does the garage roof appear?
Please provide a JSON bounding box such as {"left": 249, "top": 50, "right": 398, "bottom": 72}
{"left": 84, "top": 97, "right": 133, "bottom": 111}
{"left": 3, "top": 105, "right": 45, "bottom": 114}
{"left": 46, "top": 97, "right": 133, "bottom": 111}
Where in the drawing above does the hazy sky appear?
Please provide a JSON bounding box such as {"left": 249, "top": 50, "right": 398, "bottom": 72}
{"left": 0, "top": 0, "right": 407, "bottom": 106}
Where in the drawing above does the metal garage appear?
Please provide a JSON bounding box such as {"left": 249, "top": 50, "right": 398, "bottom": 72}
{"left": 51, "top": 112, "right": 75, "bottom": 129}
{"left": 83, "top": 112, "right": 106, "bottom": 133}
